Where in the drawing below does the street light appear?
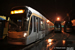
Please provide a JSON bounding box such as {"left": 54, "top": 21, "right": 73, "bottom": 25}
{"left": 57, "top": 17, "right": 60, "bottom": 21}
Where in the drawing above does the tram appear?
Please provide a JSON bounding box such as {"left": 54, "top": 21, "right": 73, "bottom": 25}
{"left": 54, "top": 21, "right": 62, "bottom": 33}
{"left": 7, "top": 6, "right": 54, "bottom": 45}
{"left": 0, "top": 16, "right": 9, "bottom": 40}
{"left": 64, "top": 21, "right": 73, "bottom": 33}
{"left": 71, "top": 20, "right": 75, "bottom": 33}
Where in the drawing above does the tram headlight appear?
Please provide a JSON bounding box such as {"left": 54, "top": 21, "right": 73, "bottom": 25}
{"left": 23, "top": 33, "right": 27, "bottom": 37}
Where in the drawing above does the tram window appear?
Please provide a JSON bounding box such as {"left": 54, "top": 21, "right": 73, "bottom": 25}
{"left": 46, "top": 22, "right": 48, "bottom": 30}
{"left": 23, "top": 19, "right": 28, "bottom": 31}
{"left": 45, "top": 21, "right": 46, "bottom": 30}
{"left": 29, "top": 17, "right": 32, "bottom": 35}
{"left": 36, "top": 17, "right": 38, "bottom": 33}
{"left": 39, "top": 18, "right": 41, "bottom": 31}
{"left": 43, "top": 20, "right": 45, "bottom": 30}
{"left": 28, "top": 11, "right": 32, "bottom": 17}
{"left": 27, "top": 10, "right": 32, "bottom": 17}
{"left": 34, "top": 16, "right": 36, "bottom": 32}
{"left": 40, "top": 19, "right": 43, "bottom": 31}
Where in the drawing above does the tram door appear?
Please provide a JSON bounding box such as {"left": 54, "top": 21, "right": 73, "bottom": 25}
{"left": 0, "top": 20, "right": 5, "bottom": 39}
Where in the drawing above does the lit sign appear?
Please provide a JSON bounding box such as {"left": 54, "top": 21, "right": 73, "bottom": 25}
{"left": 11, "top": 9, "right": 25, "bottom": 14}
{"left": 0, "top": 16, "right": 6, "bottom": 20}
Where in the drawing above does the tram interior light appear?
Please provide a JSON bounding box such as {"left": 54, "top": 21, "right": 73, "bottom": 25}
{"left": 47, "top": 20, "right": 49, "bottom": 23}
{"left": 41, "top": 21, "right": 43, "bottom": 24}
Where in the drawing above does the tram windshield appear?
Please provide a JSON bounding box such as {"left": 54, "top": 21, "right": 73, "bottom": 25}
{"left": 54, "top": 21, "right": 61, "bottom": 29}
{"left": 55, "top": 23, "right": 61, "bottom": 28}
{"left": 65, "top": 21, "right": 72, "bottom": 27}
{"left": 9, "top": 14, "right": 29, "bottom": 32}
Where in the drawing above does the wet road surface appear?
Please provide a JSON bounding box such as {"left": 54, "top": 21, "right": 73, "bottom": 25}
{"left": 0, "top": 29, "right": 75, "bottom": 50}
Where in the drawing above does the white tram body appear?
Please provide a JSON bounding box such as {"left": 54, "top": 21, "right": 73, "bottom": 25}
{"left": 8, "top": 6, "right": 54, "bottom": 45}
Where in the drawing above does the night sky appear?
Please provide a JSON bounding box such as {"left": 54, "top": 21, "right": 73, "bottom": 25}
{"left": 0, "top": 0, "right": 73, "bottom": 21}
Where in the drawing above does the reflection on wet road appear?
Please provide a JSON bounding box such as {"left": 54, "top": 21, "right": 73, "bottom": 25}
{"left": 0, "top": 28, "right": 75, "bottom": 50}
{"left": 22, "top": 39, "right": 58, "bottom": 50}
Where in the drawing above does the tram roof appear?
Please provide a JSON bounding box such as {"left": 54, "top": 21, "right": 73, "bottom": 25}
{"left": 26, "top": 6, "right": 46, "bottom": 19}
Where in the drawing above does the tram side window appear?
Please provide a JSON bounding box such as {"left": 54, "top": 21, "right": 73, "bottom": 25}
{"left": 46, "top": 22, "right": 48, "bottom": 30}
{"left": 29, "top": 17, "right": 32, "bottom": 35}
{"left": 50, "top": 24, "right": 52, "bottom": 28}
{"left": 47, "top": 24, "right": 48, "bottom": 30}
{"left": 43, "top": 20, "right": 45, "bottom": 30}
{"left": 34, "top": 16, "right": 36, "bottom": 32}
{"left": 40, "top": 19, "right": 44, "bottom": 31}
{"left": 39, "top": 18, "right": 41, "bottom": 31}
{"left": 36, "top": 17, "right": 38, "bottom": 33}
{"left": 45, "top": 21, "right": 46, "bottom": 30}
{"left": 48, "top": 24, "right": 49, "bottom": 28}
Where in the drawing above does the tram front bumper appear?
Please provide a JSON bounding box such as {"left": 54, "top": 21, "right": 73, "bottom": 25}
{"left": 7, "top": 37, "right": 26, "bottom": 45}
